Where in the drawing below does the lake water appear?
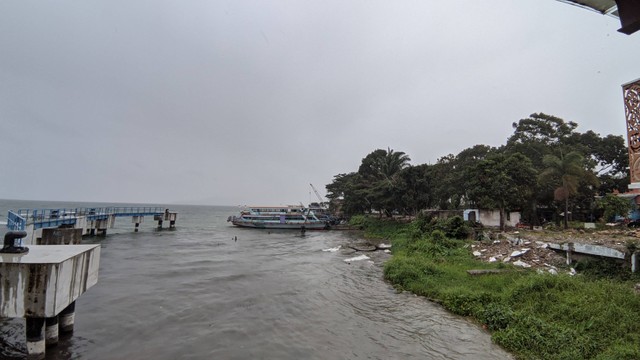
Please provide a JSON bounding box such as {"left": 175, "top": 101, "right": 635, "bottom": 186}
{"left": 0, "top": 200, "right": 512, "bottom": 359}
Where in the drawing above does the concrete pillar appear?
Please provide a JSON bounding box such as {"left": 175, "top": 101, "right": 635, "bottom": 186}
{"left": 132, "top": 216, "right": 143, "bottom": 232}
{"left": 632, "top": 252, "right": 638, "bottom": 273}
{"left": 40, "top": 228, "right": 82, "bottom": 245}
{"left": 59, "top": 302, "right": 75, "bottom": 334}
{"left": 26, "top": 317, "right": 46, "bottom": 359}
{"left": 566, "top": 242, "right": 574, "bottom": 265}
{"left": 169, "top": 220, "right": 175, "bottom": 228}
{"left": 157, "top": 219, "right": 163, "bottom": 229}
{"left": 45, "top": 316, "right": 59, "bottom": 347}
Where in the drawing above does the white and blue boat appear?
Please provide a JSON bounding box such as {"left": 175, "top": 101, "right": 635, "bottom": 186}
{"left": 227, "top": 205, "right": 329, "bottom": 230}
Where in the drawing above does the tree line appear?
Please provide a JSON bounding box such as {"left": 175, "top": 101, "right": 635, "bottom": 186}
{"left": 325, "top": 113, "right": 630, "bottom": 229}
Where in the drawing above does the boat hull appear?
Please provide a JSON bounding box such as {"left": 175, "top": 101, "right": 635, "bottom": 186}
{"left": 231, "top": 219, "right": 328, "bottom": 230}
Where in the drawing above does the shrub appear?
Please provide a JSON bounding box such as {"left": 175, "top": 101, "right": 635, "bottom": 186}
{"left": 479, "top": 303, "right": 514, "bottom": 331}
{"left": 349, "top": 215, "right": 367, "bottom": 228}
{"left": 574, "top": 258, "right": 632, "bottom": 280}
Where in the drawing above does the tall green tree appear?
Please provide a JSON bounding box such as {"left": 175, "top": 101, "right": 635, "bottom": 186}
{"left": 429, "top": 146, "right": 496, "bottom": 211}
{"left": 327, "top": 148, "right": 411, "bottom": 217}
{"left": 506, "top": 113, "right": 578, "bottom": 164}
{"left": 565, "top": 131, "right": 629, "bottom": 195}
{"left": 539, "top": 151, "right": 599, "bottom": 229}
{"left": 325, "top": 172, "right": 369, "bottom": 216}
{"left": 466, "top": 152, "right": 537, "bottom": 231}
{"left": 357, "top": 148, "right": 411, "bottom": 216}
{"left": 394, "top": 164, "right": 437, "bottom": 215}
{"left": 596, "top": 194, "right": 633, "bottom": 222}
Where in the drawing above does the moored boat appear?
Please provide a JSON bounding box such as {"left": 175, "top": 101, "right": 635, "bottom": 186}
{"left": 227, "top": 205, "right": 330, "bottom": 229}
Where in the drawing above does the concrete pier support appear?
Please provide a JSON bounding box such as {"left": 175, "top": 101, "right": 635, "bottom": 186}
{"left": 95, "top": 219, "right": 108, "bottom": 236}
{"left": 59, "top": 302, "right": 75, "bottom": 333}
{"left": 0, "top": 243, "right": 100, "bottom": 359}
{"left": 566, "top": 242, "right": 574, "bottom": 265}
{"left": 45, "top": 316, "right": 59, "bottom": 346}
{"left": 154, "top": 213, "right": 163, "bottom": 229}
{"left": 39, "top": 228, "right": 82, "bottom": 245}
{"left": 26, "top": 317, "right": 46, "bottom": 360}
{"left": 132, "top": 216, "right": 143, "bottom": 232}
{"left": 166, "top": 211, "right": 177, "bottom": 229}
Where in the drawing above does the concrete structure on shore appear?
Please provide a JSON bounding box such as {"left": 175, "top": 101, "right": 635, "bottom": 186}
{"left": 0, "top": 230, "right": 100, "bottom": 359}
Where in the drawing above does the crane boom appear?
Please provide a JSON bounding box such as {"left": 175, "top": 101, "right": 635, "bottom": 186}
{"left": 310, "top": 183, "right": 325, "bottom": 205}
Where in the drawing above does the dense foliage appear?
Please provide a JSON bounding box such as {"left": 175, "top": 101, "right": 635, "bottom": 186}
{"left": 356, "top": 217, "right": 640, "bottom": 360}
{"left": 326, "top": 113, "right": 629, "bottom": 225}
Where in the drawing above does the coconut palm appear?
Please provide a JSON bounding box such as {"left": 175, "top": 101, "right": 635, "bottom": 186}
{"left": 377, "top": 147, "right": 411, "bottom": 180}
{"left": 539, "top": 151, "right": 598, "bottom": 229}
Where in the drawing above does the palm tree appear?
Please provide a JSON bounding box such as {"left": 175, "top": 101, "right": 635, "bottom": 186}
{"left": 539, "top": 151, "right": 598, "bottom": 229}
{"left": 377, "top": 147, "right": 411, "bottom": 180}
{"left": 362, "top": 148, "right": 411, "bottom": 217}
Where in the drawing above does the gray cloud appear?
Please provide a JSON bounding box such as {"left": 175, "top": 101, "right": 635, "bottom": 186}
{"left": 1, "top": 0, "right": 638, "bottom": 206}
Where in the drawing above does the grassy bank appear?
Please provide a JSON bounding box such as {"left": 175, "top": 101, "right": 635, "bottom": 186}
{"left": 354, "top": 215, "right": 640, "bottom": 360}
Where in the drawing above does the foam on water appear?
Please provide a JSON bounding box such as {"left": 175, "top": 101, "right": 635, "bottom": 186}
{"left": 322, "top": 245, "right": 341, "bottom": 252}
{"left": 344, "top": 254, "right": 370, "bottom": 262}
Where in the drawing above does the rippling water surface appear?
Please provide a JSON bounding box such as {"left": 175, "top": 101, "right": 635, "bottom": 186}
{"left": 0, "top": 201, "right": 512, "bottom": 359}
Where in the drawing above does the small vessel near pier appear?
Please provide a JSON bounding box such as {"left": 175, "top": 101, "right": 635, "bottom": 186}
{"left": 227, "top": 205, "right": 330, "bottom": 230}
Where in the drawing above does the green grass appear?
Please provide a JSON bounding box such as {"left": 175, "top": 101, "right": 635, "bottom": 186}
{"left": 358, "top": 216, "right": 640, "bottom": 360}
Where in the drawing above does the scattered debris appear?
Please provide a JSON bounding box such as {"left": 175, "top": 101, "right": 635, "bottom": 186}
{"left": 470, "top": 227, "right": 640, "bottom": 273}
{"left": 509, "top": 249, "right": 529, "bottom": 258}
{"left": 513, "top": 260, "right": 531, "bottom": 268}
{"left": 467, "top": 269, "right": 509, "bottom": 275}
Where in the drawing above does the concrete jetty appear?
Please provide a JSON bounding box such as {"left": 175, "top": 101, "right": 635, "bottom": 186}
{"left": 0, "top": 231, "right": 100, "bottom": 359}
{"left": 7, "top": 206, "right": 178, "bottom": 245}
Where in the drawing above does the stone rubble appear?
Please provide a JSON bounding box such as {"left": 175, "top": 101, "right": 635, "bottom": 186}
{"left": 469, "top": 227, "right": 640, "bottom": 273}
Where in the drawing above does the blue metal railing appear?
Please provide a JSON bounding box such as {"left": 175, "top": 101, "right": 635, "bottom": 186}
{"left": 7, "top": 210, "right": 26, "bottom": 231}
{"left": 6, "top": 207, "right": 167, "bottom": 231}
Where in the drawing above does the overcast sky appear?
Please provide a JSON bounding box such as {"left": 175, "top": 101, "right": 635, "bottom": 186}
{"left": 1, "top": 0, "right": 639, "bottom": 206}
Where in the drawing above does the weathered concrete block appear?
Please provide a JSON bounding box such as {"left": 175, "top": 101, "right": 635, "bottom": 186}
{"left": 0, "top": 245, "right": 100, "bottom": 318}
{"left": 38, "top": 228, "right": 83, "bottom": 245}
{"left": 548, "top": 242, "right": 626, "bottom": 259}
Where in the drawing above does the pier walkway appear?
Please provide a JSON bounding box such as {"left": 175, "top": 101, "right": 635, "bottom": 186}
{"left": 6, "top": 206, "right": 177, "bottom": 244}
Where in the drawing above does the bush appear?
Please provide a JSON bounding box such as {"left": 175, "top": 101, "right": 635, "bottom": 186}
{"left": 349, "top": 215, "right": 367, "bottom": 228}
{"left": 574, "top": 258, "right": 632, "bottom": 280}
{"left": 440, "top": 289, "right": 496, "bottom": 317}
{"left": 442, "top": 216, "right": 471, "bottom": 239}
{"left": 383, "top": 254, "right": 441, "bottom": 292}
{"left": 479, "top": 303, "right": 514, "bottom": 331}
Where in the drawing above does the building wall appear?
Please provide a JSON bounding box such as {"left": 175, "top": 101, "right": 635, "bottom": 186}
{"left": 463, "top": 209, "right": 521, "bottom": 227}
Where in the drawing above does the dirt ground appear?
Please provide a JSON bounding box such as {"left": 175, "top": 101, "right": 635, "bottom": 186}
{"left": 471, "top": 226, "right": 640, "bottom": 272}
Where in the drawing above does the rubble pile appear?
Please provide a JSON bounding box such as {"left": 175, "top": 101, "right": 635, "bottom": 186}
{"left": 470, "top": 227, "right": 640, "bottom": 274}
